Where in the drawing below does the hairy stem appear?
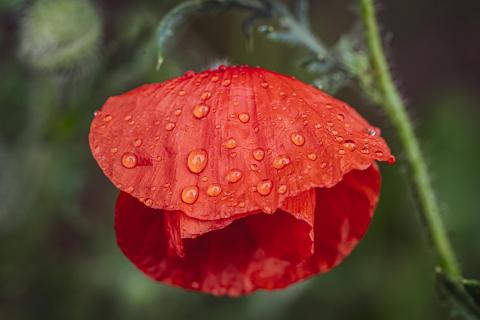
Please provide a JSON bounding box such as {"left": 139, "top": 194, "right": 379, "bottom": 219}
{"left": 357, "top": 0, "right": 461, "bottom": 279}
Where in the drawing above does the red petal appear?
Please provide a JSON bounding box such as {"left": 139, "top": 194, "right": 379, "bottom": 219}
{"left": 91, "top": 65, "right": 393, "bottom": 221}
{"left": 115, "top": 165, "right": 379, "bottom": 296}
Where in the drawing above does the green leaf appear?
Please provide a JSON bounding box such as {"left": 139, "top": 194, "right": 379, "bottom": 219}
{"left": 155, "top": 0, "right": 267, "bottom": 70}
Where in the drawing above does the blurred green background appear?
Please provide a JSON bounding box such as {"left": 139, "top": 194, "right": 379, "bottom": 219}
{"left": 1, "top": 0, "right": 479, "bottom": 319}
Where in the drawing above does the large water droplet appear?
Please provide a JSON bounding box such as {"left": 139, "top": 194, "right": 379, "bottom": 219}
{"left": 226, "top": 169, "right": 242, "bottom": 183}
{"left": 207, "top": 183, "right": 222, "bottom": 197}
{"left": 238, "top": 113, "right": 250, "bottom": 123}
{"left": 257, "top": 179, "right": 273, "bottom": 196}
{"left": 121, "top": 152, "right": 138, "bottom": 169}
{"left": 224, "top": 138, "right": 237, "bottom": 149}
{"left": 252, "top": 148, "right": 265, "bottom": 161}
{"left": 291, "top": 133, "right": 305, "bottom": 146}
{"left": 103, "top": 114, "right": 113, "bottom": 122}
{"left": 181, "top": 185, "right": 199, "bottom": 204}
{"left": 193, "top": 104, "right": 210, "bottom": 119}
{"left": 375, "top": 150, "right": 384, "bottom": 157}
{"left": 272, "top": 154, "right": 291, "bottom": 169}
{"left": 222, "top": 79, "right": 231, "bottom": 87}
{"left": 187, "top": 149, "right": 208, "bottom": 173}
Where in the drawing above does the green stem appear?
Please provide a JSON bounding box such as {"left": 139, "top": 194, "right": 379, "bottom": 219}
{"left": 358, "top": 0, "right": 461, "bottom": 279}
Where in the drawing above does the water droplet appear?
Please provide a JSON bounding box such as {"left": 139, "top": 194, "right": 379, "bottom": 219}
{"left": 187, "top": 149, "right": 208, "bottom": 173}
{"left": 224, "top": 138, "right": 237, "bottom": 149}
{"left": 336, "top": 113, "right": 345, "bottom": 121}
{"left": 343, "top": 140, "right": 356, "bottom": 151}
{"left": 375, "top": 150, "right": 384, "bottom": 157}
{"left": 178, "top": 90, "right": 187, "bottom": 96}
{"left": 201, "top": 176, "right": 208, "bottom": 182}
{"left": 126, "top": 186, "right": 134, "bottom": 192}
{"left": 145, "top": 199, "right": 153, "bottom": 206}
{"left": 326, "top": 121, "right": 334, "bottom": 127}
{"left": 181, "top": 186, "right": 199, "bottom": 204}
{"left": 257, "top": 179, "right": 273, "bottom": 196}
{"left": 200, "top": 91, "right": 212, "bottom": 100}
{"left": 238, "top": 113, "right": 250, "bottom": 123}
{"left": 277, "top": 184, "right": 287, "bottom": 194}
{"left": 320, "top": 162, "right": 327, "bottom": 168}
{"left": 133, "top": 139, "right": 142, "bottom": 147}
{"left": 207, "top": 183, "right": 222, "bottom": 197}
{"left": 325, "top": 104, "right": 333, "bottom": 109}
{"left": 307, "top": 153, "right": 317, "bottom": 160}
{"left": 222, "top": 79, "right": 231, "bottom": 87}
{"left": 338, "top": 149, "right": 346, "bottom": 155}
{"left": 121, "top": 152, "right": 138, "bottom": 169}
{"left": 291, "top": 133, "right": 305, "bottom": 146}
{"left": 314, "top": 123, "right": 321, "bottom": 129}
{"left": 252, "top": 148, "right": 265, "bottom": 161}
{"left": 361, "top": 147, "right": 370, "bottom": 154}
{"left": 165, "top": 122, "right": 176, "bottom": 131}
{"left": 174, "top": 109, "right": 182, "bottom": 116}
{"left": 367, "top": 128, "right": 377, "bottom": 136}
{"left": 211, "top": 76, "right": 219, "bottom": 82}
{"left": 124, "top": 115, "right": 132, "bottom": 121}
{"left": 193, "top": 104, "right": 210, "bottom": 118}
{"left": 272, "top": 154, "right": 291, "bottom": 169}
{"left": 226, "top": 169, "right": 242, "bottom": 183}
{"left": 103, "top": 114, "right": 113, "bottom": 122}
{"left": 261, "top": 81, "right": 269, "bottom": 88}
{"left": 250, "top": 164, "right": 259, "bottom": 171}
{"left": 110, "top": 147, "right": 118, "bottom": 154}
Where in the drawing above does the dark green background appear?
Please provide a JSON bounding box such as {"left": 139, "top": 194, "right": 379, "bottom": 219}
{"left": 1, "top": 0, "right": 479, "bottom": 319}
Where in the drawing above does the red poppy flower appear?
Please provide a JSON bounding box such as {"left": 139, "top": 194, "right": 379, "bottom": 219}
{"left": 89, "top": 65, "right": 394, "bottom": 296}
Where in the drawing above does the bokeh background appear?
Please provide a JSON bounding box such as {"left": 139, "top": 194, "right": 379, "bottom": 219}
{"left": 1, "top": 0, "right": 479, "bottom": 319}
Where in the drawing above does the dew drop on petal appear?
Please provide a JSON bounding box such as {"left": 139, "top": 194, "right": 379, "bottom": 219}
{"left": 121, "top": 152, "right": 138, "bottom": 169}
{"left": 252, "top": 148, "right": 265, "bottom": 161}
{"left": 174, "top": 109, "right": 182, "bottom": 116}
{"left": 110, "top": 147, "right": 118, "bottom": 154}
{"left": 187, "top": 149, "right": 208, "bottom": 174}
{"left": 272, "top": 154, "right": 291, "bottom": 169}
{"left": 338, "top": 149, "right": 346, "bottom": 155}
{"left": 277, "top": 184, "right": 287, "bottom": 194}
{"left": 257, "top": 179, "right": 273, "bottom": 196}
{"left": 291, "top": 133, "right": 305, "bottom": 146}
{"left": 343, "top": 140, "right": 356, "bottom": 151}
{"left": 238, "top": 113, "right": 250, "bottom": 123}
{"left": 226, "top": 169, "right": 242, "bottom": 183}
{"left": 375, "top": 150, "right": 384, "bottom": 157}
{"left": 261, "top": 81, "right": 269, "bottom": 88}
{"left": 224, "top": 138, "right": 237, "bottom": 149}
{"left": 126, "top": 186, "right": 134, "bottom": 193}
{"left": 124, "top": 115, "right": 132, "bottom": 121}
{"left": 200, "top": 91, "right": 212, "bottom": 100}
{"left": 181, "top": 185, "right": 199, "bottom": 204}
{"left": 133, "top": 139, "right": 142, "bottom": 147}
{"left": 103, "top": 114, "right": 113, "bottom": 122}
{"left": 307, "top": 152, "right": 317, "bottom": 161}
{"left": 193, "top": 104, "right": 210, "bottom": 119}
{"left": 222, "top": 79, "right": 231, "bottom": 87}
{"left": 211, "top": 76, "right": 219, "bottom": 82}
{"left": 207, "top": 183, "right": 222, "bottom": 197}
{"left": 165, "top": 122, "right": 176, "bottom": 131}
{"left": 145, "top": 199, "right": 153, "bottom": 207}
{"left": 336, "top": 113, "right": 345, "bottom": 121}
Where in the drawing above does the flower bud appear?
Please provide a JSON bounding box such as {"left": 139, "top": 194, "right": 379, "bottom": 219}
{"left": 19, "top": 0, "right": 101, "bottom": 71}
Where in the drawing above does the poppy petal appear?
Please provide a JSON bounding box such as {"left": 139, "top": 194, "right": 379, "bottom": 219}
{"left": 115, "top": 164, "right": 379, "bottom": 296}
{"left": 90, "top": 66, "right": 393, "bottom": 222}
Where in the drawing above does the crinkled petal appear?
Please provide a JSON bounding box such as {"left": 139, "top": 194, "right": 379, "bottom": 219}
{"left": 115, "top": 165, "right": 379, "bottom": 296}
